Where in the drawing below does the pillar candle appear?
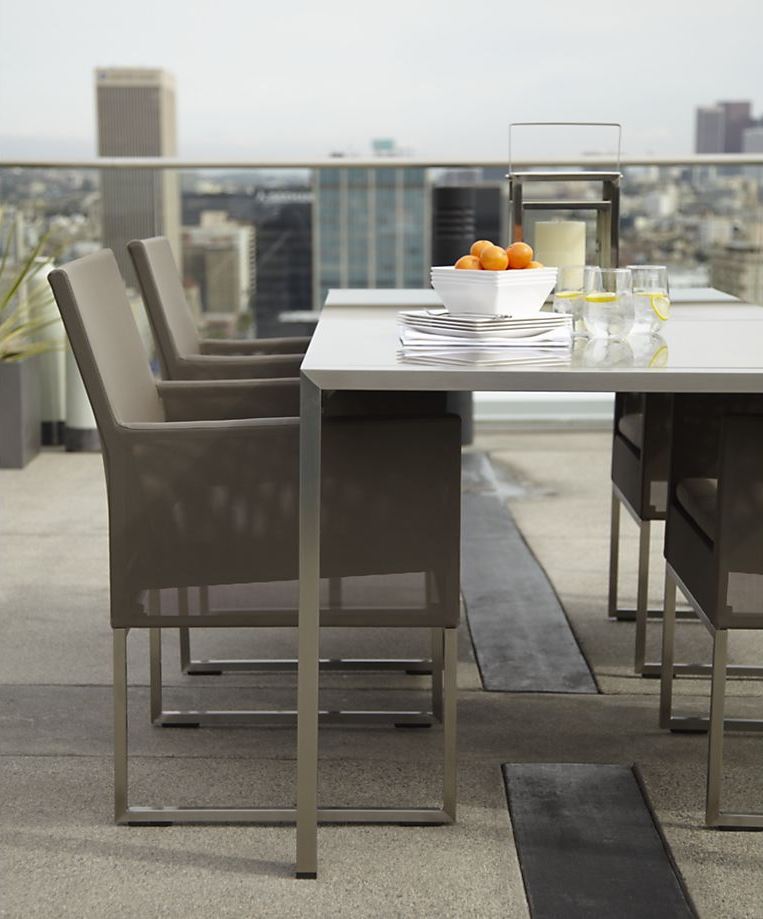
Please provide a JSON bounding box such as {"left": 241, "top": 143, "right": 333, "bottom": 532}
{"left": 533, "top": 221, "right": 586, "bottom": 277}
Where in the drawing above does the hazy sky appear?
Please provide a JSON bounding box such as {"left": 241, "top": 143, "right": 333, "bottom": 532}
{"left": 0, "top": 0, "right": 761, "bottom": 160}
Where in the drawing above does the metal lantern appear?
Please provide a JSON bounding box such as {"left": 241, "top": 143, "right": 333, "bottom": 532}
{"left": 507, "top": 122, "right": 623, "bottom": 268}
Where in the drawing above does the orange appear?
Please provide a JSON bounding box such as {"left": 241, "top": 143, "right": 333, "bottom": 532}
{"left": 454, "top": 254, "right": 482, "bottom": 270}
{"left": 526, "top": 260, "right": 544, "bottom": 269}
{"left": 506, "top": 242, "right": 534, "bottom": 269}
{"left": 479, "top": 244, "right": 509, "bottom": 271}
{"left": 470, "top": 239, "right": 493, "bottom": 259}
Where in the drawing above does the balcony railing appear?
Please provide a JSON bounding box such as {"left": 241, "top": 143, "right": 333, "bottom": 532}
{"left": 3, "top": 154, "right": 762, "bottom": 427}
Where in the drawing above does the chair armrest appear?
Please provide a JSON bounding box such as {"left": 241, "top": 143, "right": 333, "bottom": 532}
{"left": 119, "top": 416, "right": 298, "bottom": 439}
{"left": 157, "top": 379, "right": 299, "bottom": 421}
{"left": 716, "top": 414, "right": 763, "bottom": 591}
{"left": 173, "top": 353, "right": 302, "bottom": 380}
{"left": 200, "top": 337, "right": 310, "bottom": 356}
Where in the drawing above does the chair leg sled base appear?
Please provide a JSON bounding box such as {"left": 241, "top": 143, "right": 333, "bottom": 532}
{"left": 153, "top": 630, "right": 437, "bottom": 727}
{"left": 641, "top": 661, "right": 763, "bottom": 679}
{"left": 116, "top": 806, "right": 453, "bottom": 827}
{"left": 660, "top": 570, "right": 763, "bottom": 830}
{"left": 115, "top": 628, "right": 458, "bottom": 836}
{"left": 153, "top": 710, "right": 435, "bottom": 728}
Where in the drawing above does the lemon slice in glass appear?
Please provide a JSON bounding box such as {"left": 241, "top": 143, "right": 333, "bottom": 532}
{"left": 584, "top": 292, "right": 617, "bottom": 303}
{"left": 649, "top": 293, "right": 671, "bottom": 321}
{"left": 555, "top": 290, "right": 583, "bottom": 300}
{"left": 648, "top": 344, "right": 669, "bottom": 368}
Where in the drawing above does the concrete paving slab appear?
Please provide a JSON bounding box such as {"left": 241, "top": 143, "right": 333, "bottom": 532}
{"left": 2, "top": 439, "right": 763, "bottom": 917}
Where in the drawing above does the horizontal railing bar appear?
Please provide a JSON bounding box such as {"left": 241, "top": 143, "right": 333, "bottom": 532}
{"left": 2, "top": 155, "right": 763, "bottom": 170}
{"left": 523, "top": 201, "right": 612, "bottom": 210}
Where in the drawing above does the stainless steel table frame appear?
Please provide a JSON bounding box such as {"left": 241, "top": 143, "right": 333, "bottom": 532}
{"left": 295, "top": 290, "right": 763, "bottom": 877}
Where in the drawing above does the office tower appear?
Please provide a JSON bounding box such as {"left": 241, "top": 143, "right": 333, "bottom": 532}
{"left": 182, "top": 212, "right": 254, "bottom": 335}
{"left": 718, "top": 101, "right": 753, "bottom": 153}
{"left": 254, "top": 196, "right": 313, "bottom": 338}
{"left": 742, "top": 125, "right": 763, "bottom": 155}
{"left": 95, "top": 67, "right": 180, "bottom": 284}
{"left": 695, "top": 105, "right": 725, "bottom": 154}
{"left": 312, "top": 165, "right": 429, "bottom": 309}
{"left": 431, "top": 187, "right": 476, "bottom": 266}
{"left": 695, "top": 100, "right": 755, "bottom": 155}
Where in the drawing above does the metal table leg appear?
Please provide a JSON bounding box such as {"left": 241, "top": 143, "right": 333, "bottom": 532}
{"left": 296, "top": 375, "right": 322, "bottom": 879}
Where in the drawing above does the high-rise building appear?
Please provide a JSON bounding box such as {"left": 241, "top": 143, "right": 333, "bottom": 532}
{"left": 95, "top": 67, "right": 180, "bottom": 284}
{"left": 182, "top": 212, "right": 254, "bottom": 335}
{"left": 742, "top": 125, "right": 763, "bottom": 154}
{"left": 312, "top": 164, "right": 429, "bottom": 309}
{"left": 695, "top": 100, "right": 755, "bottom": 155}
{"left": 695, "top": 106, "right": 725, "bottom": 154}
{"left": 254, "top": 195, "right": 312, "bottom": 338}
{"left": 718, "top": 101, "right": 753, "bottom": 153}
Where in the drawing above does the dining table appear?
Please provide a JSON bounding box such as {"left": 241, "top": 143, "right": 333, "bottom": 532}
{"left": 294, "top": 286, "right": 763, "bottom": 877}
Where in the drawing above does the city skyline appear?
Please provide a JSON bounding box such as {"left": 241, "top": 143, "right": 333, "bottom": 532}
{"left": 1, "top": 0, "right": 762, "bottom": 160}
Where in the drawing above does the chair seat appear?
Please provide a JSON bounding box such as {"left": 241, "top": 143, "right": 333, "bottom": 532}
{"left": 676, "top": 477, "right": 718, "bottom": 539}
{"left": 617, "top": 412, "right": 644, "bottom": 450}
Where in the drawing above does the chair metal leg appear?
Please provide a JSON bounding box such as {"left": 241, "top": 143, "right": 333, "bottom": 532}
{"left": 442, "top": 628, "right": 458, "bottom": 821}
{"left": 178, "top": 628, "right": 191, "bottom": 672}
{"left": 113, "top": 629, "right": 129, "bottom": 823}
{"left": 149, "top": 628, "right": 163, "bottom": 725}
{"left": 178, "top": 575, "right": 432, "bottom": 678}
{"left": 660, "top": 567, "right": 763, "bottom": 734}
{"left": 117, "top": 620, "right": 455, "bottom": 831}
{"left": 706, "top": 630, "right": 728, "bottom": 825}
{"left": 607, "top": 489, "right": 621, "bottom": 619}
{"left": 157, "top": 621, "right": 435, "bottom": 729}
{"left": 659, "top": 571, "right": 677, "bottom": 730}
{"left": 609, "top": 491, "right": 693, "bottom": 629}
{"left": 634, "top": 521, "right": 651, "bottom": 674}
{"left": 431, "top": 628, "right": 444, "bottom": 723}
{"left": 704, "top": 630, "right": 763, "bottom": 829}
{"left": 181, "top": 651, "right": 433, "bottom": 677}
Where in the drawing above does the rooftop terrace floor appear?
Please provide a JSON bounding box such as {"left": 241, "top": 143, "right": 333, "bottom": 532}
{"left": 1, "top": 431, "right": 762, "bottom": 918}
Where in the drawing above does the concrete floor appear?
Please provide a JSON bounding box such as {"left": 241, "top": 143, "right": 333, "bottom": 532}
{"left": 1, "top": 434, "right": 762, "bottom": 918}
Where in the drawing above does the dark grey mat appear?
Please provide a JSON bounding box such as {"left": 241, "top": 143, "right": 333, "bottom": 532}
{"left": 462, "top": 452, "right": 597, "bottom": 693}
{"left": 502, "top": 763, "right": 696, "bottom": 919}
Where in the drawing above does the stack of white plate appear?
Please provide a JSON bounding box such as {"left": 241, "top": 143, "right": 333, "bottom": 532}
{"left": 397, "top": 309, "right": 572, "bottom": 366}
{"left": 430, "top": 265, "right": 558, "bottom": 317}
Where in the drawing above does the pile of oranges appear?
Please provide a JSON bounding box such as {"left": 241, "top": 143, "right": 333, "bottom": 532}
{"left": 455, "top": 240, "right": 543, "bottom": 272}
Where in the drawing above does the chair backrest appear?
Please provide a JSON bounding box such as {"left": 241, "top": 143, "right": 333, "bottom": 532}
{"left": 48, "top": 250, "right": 164, "bottom": 433}
{"left": 127, "top": 236, "right": 201, "bottom": 377}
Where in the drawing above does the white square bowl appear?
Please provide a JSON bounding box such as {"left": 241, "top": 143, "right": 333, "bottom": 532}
{"left": 431, "top": 266, "right": 557, "bottom": 284}
{"left": 430, "top": 268, "right": 557, "bottom": 316}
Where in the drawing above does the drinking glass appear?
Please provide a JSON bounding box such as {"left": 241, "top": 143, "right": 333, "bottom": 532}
{"left": 553, "top": 265, "right": 587, "bottom": 335}
{"left": 629, "top": 265, "right": 670, "bottom": 334}
{"left": 581, "top": 338, "right": 634, "bottom": 368}
{"left": 583, "top": 267, "right": 634, "bottom": 339}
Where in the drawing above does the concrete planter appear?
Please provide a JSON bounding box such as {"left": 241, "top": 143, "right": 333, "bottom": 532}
{"left": 0, "top": 357, "right": 42, "bottom": 468}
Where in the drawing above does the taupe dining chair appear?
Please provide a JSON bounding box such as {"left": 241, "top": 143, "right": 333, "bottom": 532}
{"left": 127, "top": 236, "right": 310, "bottom": 380}
{"left": 48, "top": 249, "right": 460, "bottom": 825}
{"left": 128, "top": 235, "right": 441, "bottom": 687}
{"left": 608, "top": 392, "right": 674, "bottom": 673}
{"left": 660, "top": 393, "right": 763, "bottom": 828}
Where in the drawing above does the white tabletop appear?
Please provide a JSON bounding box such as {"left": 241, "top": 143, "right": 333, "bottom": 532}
{"left": 325, "top": 286, "right": 741, "bottom": 310}
{"left": 302, "top": 295, "right": 763, "bottom": 394}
